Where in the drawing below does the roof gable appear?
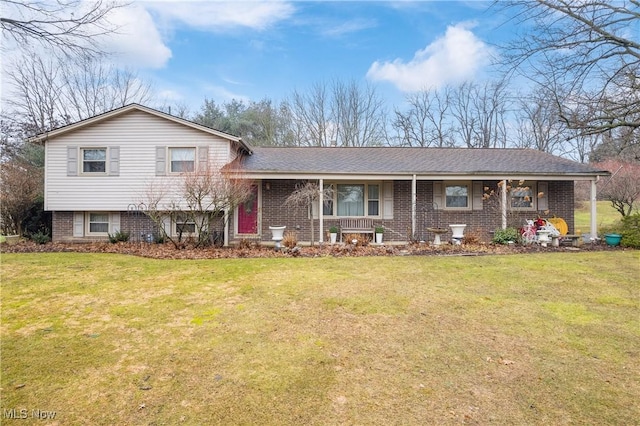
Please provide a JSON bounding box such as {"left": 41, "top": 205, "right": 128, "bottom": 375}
{"left": 30, "top": 104, "right": 252, "bottom": 153}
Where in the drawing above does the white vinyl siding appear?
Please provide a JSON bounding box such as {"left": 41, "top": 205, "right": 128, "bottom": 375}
{"left": 45, "top": 110, "right": 232, "bottom": 211}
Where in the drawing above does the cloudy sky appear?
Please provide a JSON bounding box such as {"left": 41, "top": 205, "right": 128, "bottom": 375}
{"left": 4, "top": 1, "right": 516, "bottom": 111}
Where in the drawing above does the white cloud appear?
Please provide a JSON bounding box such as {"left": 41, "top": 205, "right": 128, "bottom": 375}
{"left": 366, "top": 22, "right": 493, "bottom": 92}
{"left": 321, "top": 18, "right": 377, "bottom": 38}
{"left": 98, "top": 4, "right": 172, "bottom": 69}
{"left": 144, "top": 1, "right": 295, "bottom": 32}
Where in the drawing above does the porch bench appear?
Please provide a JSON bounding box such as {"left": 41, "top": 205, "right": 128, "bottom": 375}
{"left": 339, "top": 218, "right": 374, "bottom": 242}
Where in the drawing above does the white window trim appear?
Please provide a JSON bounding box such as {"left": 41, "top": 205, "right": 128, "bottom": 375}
{"left": 85, "top": 212, "right": 110, "bottom": 236}
{"left": 323, "top": 182, "right": 382, "bottom": 218}
{"left": 168, "top": 147, "right": 196, "bottom": 175}
{"left": 80, "top": 147, "right": 108, "bottom": 176}
{"left": 173, "top": 215, "right": 197, "bottom": 237}
{"left": 509, "top": 181, "right": 538, "bottom": 211}
{"left": 443, "top": 181, "right": 472, "bottom": 211}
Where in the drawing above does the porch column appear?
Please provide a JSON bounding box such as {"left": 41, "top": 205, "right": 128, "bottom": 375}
{"left": 319, "top": 179, "right": 324, "bottom": 243}
{"left": 501, "top": 179, "right": 507, "bottom": 229}
{"left": 590, "top": 178, "right": 598, "bottom": 239}
{"left": 223, "top": 210, "right": 229, "bottom": 247}
{"left": 412, "top": 175, "right": 417, "bottom": 238}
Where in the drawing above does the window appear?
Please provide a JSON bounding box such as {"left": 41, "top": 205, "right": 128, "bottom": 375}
{"left": 170, "top": 148, "right": 195, "bottom": 173}
{"left": 323, "top": 184, "right": 334, "bottom": 216}
{"left": 88, "top": 212, "right": 109, "bottom": 234}
{"left": 445, "top": 183, "right": 469, "bottom": 209}
{"left": 510, "top": 181, "right": 536, "bottom": 210}
{"left": 330, "top": 183, "right": 380, "bottom": 217}
{"left": 175, "top": 216, "right": 196, "bottom": 235}
{"left": 368, "top": 185, "right": 379, "bottom": 216}
{"left": 82, "top": 148, "right": 106, "bottom": 173}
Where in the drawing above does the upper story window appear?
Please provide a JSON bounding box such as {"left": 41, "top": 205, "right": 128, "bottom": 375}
{"left": 170, "top": 148, "right": 196, "bottom": 173}
{"left": 82, "top": 148, "right": 106, "bottom": 173}
{"left": 445, "top": 182, "right": 470, "bottom": 209}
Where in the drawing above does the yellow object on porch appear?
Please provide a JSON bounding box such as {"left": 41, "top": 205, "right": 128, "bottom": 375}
{"left": 548, "top": 217, "right": 568, "bottom": 235}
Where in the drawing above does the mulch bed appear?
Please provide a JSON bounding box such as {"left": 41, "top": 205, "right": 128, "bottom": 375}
{"left": 0, "top": 239, "right": 627, "bottom": 260}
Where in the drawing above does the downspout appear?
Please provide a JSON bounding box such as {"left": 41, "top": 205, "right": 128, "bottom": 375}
{"left": 590, "top": 177, "right": 598, "bottom": 239}
{"left": 319, "top": 179, "right": 324, "bottom": 243}
{"left": 412, "top": 175, "right": 417, "bottom": 239}
{"left": 501, "top": 179, "right": 507, "bottom": 229}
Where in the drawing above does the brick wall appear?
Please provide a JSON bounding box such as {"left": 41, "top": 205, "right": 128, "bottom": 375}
{"left": 256, "top": 179, "right": 576, "bottom": 244}
{"left": 52, "top": 211, "right": 73, "bottom": 242}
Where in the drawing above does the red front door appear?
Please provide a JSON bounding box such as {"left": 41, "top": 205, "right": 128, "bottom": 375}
{"left": 237, "top": 185, "right": 258, "bottom": 234}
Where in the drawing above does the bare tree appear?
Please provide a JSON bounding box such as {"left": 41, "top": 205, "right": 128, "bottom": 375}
{"left": 1, "top": 0, "right": 124, "bottom": 56}
{"left": 392, "top": 87, "right": 455, "bottom": 147}
{"left": 142, "top": 168, "right": 254, "bottom": 248}
{"left": 498, "top": 0, "right": 640, "bottom": 137}
{"left": 451, "top": 81, "right": 509, "bottom": 148}
{"left": 284, "top": 80, "right": 387, "bottom": 147}
{"left": 514, "top": 86, "right": 566, "bottom": 154}
{"left": 283, "top": 181, "right": 334, "bottom": 246}
{"left": 595, "top": 159, "right": 640, "bottom": 217}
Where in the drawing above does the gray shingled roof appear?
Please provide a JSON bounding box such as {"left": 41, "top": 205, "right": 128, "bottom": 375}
{"left": 240, "top": 147, "right": 607, "bottom": 177}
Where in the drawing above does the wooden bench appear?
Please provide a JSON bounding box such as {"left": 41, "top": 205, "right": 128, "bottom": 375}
{"left": 339, "top": 218, "right": 374, "bottom": 242}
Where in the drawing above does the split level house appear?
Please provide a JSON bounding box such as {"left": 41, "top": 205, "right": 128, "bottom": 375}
{"left": 32, "top": 104, "right": 609, "bottom": 245}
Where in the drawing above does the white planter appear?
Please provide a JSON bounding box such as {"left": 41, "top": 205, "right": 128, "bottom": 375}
{"left": 537, "top": 229, "right": 551, "bottom": 247}
{"left": 375, "top": 233, "right": 383, "bottom": 244}
{"left": 330, "top": 233, "right": 337, "bottom": 244}
{"left": 449, "top": 224, "right": 466, "bottom": 245}
{"left": 268, "top": 225, "right": 286, "bottom": 249}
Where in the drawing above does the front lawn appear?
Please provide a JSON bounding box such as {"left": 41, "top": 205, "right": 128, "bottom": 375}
{"left": 1, "top": 252, "right": 638, "bottom": 425}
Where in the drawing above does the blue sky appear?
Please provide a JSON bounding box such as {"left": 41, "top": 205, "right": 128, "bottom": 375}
{"left": 5, "top": 1, "right": 519, "bottom": 112}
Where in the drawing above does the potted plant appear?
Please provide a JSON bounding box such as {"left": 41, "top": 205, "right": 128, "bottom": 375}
{"left": 375, "top": 226, "right": 384, "bottom": 244}
{"left": 329, "top": 226, "right": 339, "bottom": 244}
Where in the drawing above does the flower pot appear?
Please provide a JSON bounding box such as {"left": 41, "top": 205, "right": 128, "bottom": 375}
{"left": 375, "top": 233, "right": 383, "bottom": 244}
{"left": 449, "top": 224, "right": 466, "bottom": 245}
{"left": 604, "top": 233, "right": 622, "bottom": 246}
{"left": 537, "top": 229, "right": 551, "bottom": 247}
{"left": 330, "top": 233, "right": 337, "bottom": 244}
{"left": 269, "top": 225, "right": 286, "bottom": 249}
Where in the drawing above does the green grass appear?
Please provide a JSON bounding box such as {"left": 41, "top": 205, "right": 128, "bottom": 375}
{"left": 575, "top": 200, "right": 622, "bottom": 233}
{"left": 1, "top": 252, "right": 639, "bottom": 425}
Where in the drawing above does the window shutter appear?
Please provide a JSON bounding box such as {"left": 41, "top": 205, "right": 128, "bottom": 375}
{"left": 110, "top": 212, "right": 121, "bottom": 234}
{"left": 472, "top": 181, "right": 483, "bottom": 210}
{"left": 537, "top": 182, "right": 549, "bottom": 211}
{"left": 382, "top": 181, "right": 394, "bottom": 219}
{"left": 109, "top": 147, "right": 120, "bottom": 176}
{"left": 198, "top": 146, "right": 209, "bottom": 172}
{"left": 67, "top": 147, "right": 78, "bottom": 176}
{"left": 433, "top": 182, "right": 443, "bottom": 210}
{"left": 156, "top": 146, "right": 166, "bottom": 176}
{"left": 73, "top": 212, "right": 84, "bottom": 237}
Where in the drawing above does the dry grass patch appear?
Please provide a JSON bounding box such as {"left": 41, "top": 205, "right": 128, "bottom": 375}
{"left": 1, "top": 251, "right": 638, "bottom": 424}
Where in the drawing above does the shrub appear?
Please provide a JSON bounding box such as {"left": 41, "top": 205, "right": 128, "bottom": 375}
{"left": 618, "top": 213, "right": 640, "bottom": 248}
{"left": 30, "top": 229, "right": 51, "bottom": 244}
{"left": 492, "top": 227, "right": 521, "bottom": 244}
{"left": 108, "top": 230, "right": 130, "bottom": 243}
{"left": 375, "top": 226, "right": 384, "bottom": 233}
{"left": 329, "top": 226, "right": 339, "bottom": 233}
{"left": 282, "top": 231, "right": 298, "bottom": 248}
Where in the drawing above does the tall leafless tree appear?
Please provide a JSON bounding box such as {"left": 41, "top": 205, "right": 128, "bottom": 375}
{"left": 1, "top": 0, "right": 124, "bottom": 57}
{"left": 497, "top": 0, "right": 640, "bottom": 138}
{"left": 392, "top": 87, "right": 455, "bottom": 147}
